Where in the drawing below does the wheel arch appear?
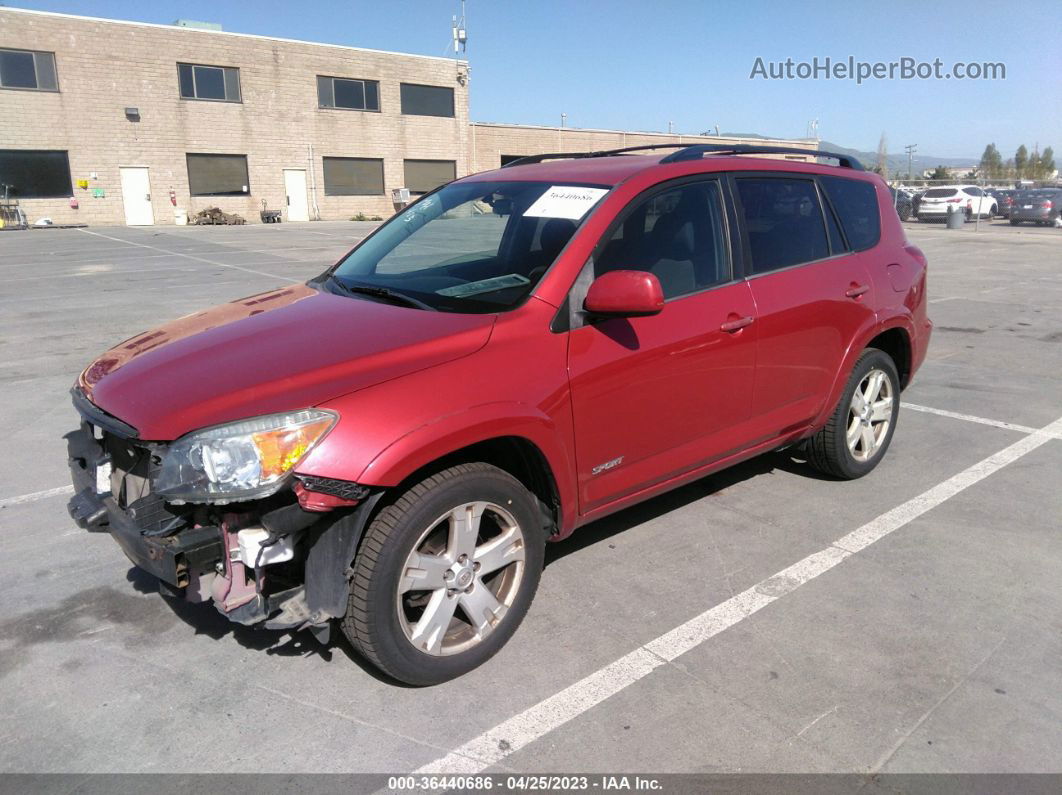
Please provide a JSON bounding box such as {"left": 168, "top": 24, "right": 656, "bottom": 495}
{"left": 812, "top": 317, "right": 914, "bottom": 432}
{"left": 356, "top": 404, "right": 577, "bottom": 537}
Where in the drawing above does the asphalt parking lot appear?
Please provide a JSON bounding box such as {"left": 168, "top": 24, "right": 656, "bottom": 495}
{"left": 0, "top": 218, "right": 1060, "bottom": 776}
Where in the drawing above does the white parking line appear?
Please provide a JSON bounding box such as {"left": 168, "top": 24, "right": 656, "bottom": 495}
{"left": 902, "top": 402, "right": 1040, "bottom": 435}
{"left": 0, "top": 485, "right": 74, "bottom": 509}
{"left": 417, "top": 415, "right": 1062, "bottom": 774}
{"left": 77, "top": 228, "right": 299, "bottom": 282}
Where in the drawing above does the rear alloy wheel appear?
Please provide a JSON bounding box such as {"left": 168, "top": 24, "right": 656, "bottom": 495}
{"left": 806, "top": 348, "right": 900, "bottom": 479}
{"left": 342, "top": 463, "right": 544, "bottom": 685}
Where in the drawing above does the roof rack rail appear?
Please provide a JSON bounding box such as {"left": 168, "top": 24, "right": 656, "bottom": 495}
{"left": 659, "top": 144, "right": 864, "bottom": 170}
{"left": 501, "top": 144, "right": 689, "bottom": 168}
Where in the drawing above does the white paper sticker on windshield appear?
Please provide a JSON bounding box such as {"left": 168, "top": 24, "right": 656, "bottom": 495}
{"left": 524, "top": 186, "right": 608, "bottom": 220}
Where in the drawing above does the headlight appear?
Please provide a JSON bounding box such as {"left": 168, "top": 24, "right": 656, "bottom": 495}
{"left": 155, "top": 409, "right": 337, "bottom": 504}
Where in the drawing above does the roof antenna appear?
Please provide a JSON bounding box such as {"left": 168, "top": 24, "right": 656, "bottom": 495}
{"left": 451, "top": 1, "right": 467, "bottom": 56}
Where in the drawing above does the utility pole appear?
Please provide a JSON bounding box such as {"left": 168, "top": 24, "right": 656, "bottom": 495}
{"left": 905, "top": 144, "right": 917, "bottom": 181}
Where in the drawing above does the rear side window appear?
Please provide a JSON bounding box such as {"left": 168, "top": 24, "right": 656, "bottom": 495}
{"left": 820, "top": 176, "right": 881, "bottom": 251}
{"left": 736, "top": 178, "right": 829, "bottom": 274}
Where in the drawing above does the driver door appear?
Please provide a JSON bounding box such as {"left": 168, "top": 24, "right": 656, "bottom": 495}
{"left": 566, "top": 178, "right": 758, "bottom": 512}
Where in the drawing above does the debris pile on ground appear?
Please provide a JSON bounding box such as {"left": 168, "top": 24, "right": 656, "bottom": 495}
{"left": 189, "top": 207, "right": 246, "bottom": 225}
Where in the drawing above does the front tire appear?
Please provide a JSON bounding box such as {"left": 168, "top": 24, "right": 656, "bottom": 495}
{"left": 342, "top": 463, "right": 545, "bottom": 685}
{"left": 806, "top": 348, "right": 900, "bottom": 480}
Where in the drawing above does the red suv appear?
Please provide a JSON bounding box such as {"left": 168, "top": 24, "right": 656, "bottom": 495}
{"left": 67, "top": 144, "right": 931, "bottom": 685}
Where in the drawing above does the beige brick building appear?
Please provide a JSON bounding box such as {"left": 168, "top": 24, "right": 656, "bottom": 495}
{"left": 0, "top": 7, "right": 813, "bottom": 228}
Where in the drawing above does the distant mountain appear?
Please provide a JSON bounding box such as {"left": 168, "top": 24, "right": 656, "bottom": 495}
{"left": 818, "top": 140, "right": 977, "bottom": 173}
{"left": 717, "top": 133, "right": 977, "bottom": 173}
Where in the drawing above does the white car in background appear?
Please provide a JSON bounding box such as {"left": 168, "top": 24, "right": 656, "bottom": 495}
{"left": 916, "top": 186, "right": 998, "bottom": 221}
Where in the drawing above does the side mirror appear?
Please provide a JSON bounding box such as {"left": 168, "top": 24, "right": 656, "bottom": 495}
{"left": 583, "top": 270, "right": 665, "bottom": 318}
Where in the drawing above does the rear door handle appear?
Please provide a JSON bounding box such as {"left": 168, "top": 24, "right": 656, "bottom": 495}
{"left": 720, "top": 316, "right": 754, "bottom": 332}
{"left": 845, "top": 284, "right": 870, "bottom": 298}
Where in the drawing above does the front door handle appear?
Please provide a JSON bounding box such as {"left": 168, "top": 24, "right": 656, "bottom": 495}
{"left": 845, "top": 284, "right": 870, "bottom": 298}
{"left": 720, "top": 315, "right": 754, "bottom": 332}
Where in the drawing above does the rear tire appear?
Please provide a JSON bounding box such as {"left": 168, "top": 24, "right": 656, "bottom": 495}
{"left": 806, "top": 348, "right": 900, "bottom": 480}
{"left": 341, "top": 463, "right": 544, "bottom": 685}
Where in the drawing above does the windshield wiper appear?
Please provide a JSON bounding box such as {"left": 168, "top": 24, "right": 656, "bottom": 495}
{"left": 329, "top": 278, "right": 437, "bottom": 312}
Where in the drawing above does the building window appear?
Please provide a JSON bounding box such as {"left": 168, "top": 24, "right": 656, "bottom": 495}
{"left": 0, "top": 48, "right": 58, "bottom": 91}
{"left": 403, "top": 160, "right": 456, "bottom": 194}
{"left": 323, "top": 157, "right": 384, "bottom": 196}
{"left": 178, "top": 63, "right": 241, "bottom": 102}
{"left": 400, "top": 83, "right": 454, "bottom": 117}
{"left": 0, "top": 150, "right": 71, "bottom": 198}
{"left": 317, "top": 76, "right": 380, "bottom": 111}
{"left": 186, "top": 153, "right": 250, "bottom": 196}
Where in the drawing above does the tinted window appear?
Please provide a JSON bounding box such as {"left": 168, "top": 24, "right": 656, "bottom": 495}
{"left": 323, "top": 157, "right": 384, "bottom": 195}
{"left": 178, "top": 63, "right": 241, "bottom": 102}
{"left": 0, "top": 49, "right": 57, "bottom": 91}
{"left": 317, "top": 76, "right": 380, "bottom": 111}
{"left": 400, "top": 83, "right": 454, "bottom": 117}
{"left": 0, "top": 149, "right": 71, "bottom": 198}
{"left": 965, "top": 187, "right": 982, "bottom": 196}
{"left": 404, "top": 160, "right": 456, "bottom": 194}
{"left": 186, "top": 153, "right": 250, "bottom": 196}
{"left": 596, "top": 180, "right": 730, "bottom": 299}
{"left": 820, "top": 176, "right": 881, "bottom": 251}
{"left": 737, "top": 178, "right": 829, "bottom": 273}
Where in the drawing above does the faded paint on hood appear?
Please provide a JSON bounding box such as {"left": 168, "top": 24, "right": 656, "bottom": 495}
{"left": 79, "top": 285, "right": 496, "bottom": 440}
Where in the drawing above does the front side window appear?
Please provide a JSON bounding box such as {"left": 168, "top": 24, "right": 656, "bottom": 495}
{"left": 404, "top": 159, "right": 456, "bottom": 195}
{"left": 0, "top": 48, "right": 57, "bottom": 91}
{"left": 328, "top": 180, "right": 608, "bottom": 313}
{"left": 595, "top": 180, "right": 730, "bottom": 299}
{"left": 323, "top": 157, "right": 384, "bottom": 195}
{"left": 400, "top": 83, "right": 455, "bottom": 117}
{"left": 178, "top": 63, "right": 241, "bottom": 102}
{"left": 820, "top": 176, "right": 881, "bottom": 251}
{"left": 736, "top": 178, "right": 829, "bottom": 274}
{"left": 317, "top": 76, "right": 380, "bottom": 111}
{"left": 0, "top": 149, "right": 71, "bottom": 198}
{"left": 186, "top": 153, "right": 250, "bottom": 196}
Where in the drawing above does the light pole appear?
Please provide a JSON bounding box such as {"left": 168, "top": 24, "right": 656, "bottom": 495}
{"left": 905, "top": 143, "right": 917, "bottom": 182}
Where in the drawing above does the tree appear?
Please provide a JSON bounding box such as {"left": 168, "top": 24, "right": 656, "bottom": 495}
{"left": 1015, "top": 145, "right": 1028, "bottom": 178}
{"left": 979, "top": 143, "right": 1003, "bottom": 179}
{"left": 1027, "top": 150, "right": 1041, "bottom": 180}
{"left": 928, "top": 165, "right": 949, "bottom": 181}
{"left": 1041, "top": 146, "right": 1056, "bottom": 178}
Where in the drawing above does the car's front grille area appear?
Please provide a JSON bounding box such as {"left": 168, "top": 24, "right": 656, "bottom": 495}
{"left": 102, "top": 433, "right": 187, "bottom": 536}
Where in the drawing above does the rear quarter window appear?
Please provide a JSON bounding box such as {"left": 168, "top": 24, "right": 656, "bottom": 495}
{"left": 820, "top": 176, "right": 881, "bottom": 251}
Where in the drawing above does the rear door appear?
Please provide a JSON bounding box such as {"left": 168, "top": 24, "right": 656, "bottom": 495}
{"left": 566, "top": 176, "right": 758, "bottom": 511}
{"left": 733, "top": 174, "right": 877, "bottom": 438}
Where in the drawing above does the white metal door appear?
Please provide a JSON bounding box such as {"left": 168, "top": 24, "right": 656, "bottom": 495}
{"left": 283, "top": 169, "right": 309, "bottom": 222}
{"left": 119, "top": 167, "right": 154, "bottom": 226}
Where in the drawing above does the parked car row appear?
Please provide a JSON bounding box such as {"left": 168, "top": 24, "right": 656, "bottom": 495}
{"left": 891, "top": 186, "right": 1061, "bottom": 225}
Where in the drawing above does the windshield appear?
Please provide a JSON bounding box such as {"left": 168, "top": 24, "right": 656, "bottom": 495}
{"left": 326, "top": 180, "right": 609, "bottom": 313}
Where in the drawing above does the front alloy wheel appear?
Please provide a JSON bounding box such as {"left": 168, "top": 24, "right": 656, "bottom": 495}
{"left": 398, "top": 501, "right": 526, "bottom": 656}
{"left": 342, "top": 463, "right": 544, "bottom": 685}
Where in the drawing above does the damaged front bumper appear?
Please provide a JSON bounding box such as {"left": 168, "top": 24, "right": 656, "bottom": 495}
{"left": 65, "top": 419, "right": 379, "bottom": 639}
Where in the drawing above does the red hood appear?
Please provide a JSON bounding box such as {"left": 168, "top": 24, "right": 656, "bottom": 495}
{"left": 79, "top": 285, "right": 495, "bottom": 440}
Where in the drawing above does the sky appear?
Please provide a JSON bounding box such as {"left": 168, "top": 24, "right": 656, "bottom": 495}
{"left": 7, "top": 0, "right": 1060, "bottom": 160}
